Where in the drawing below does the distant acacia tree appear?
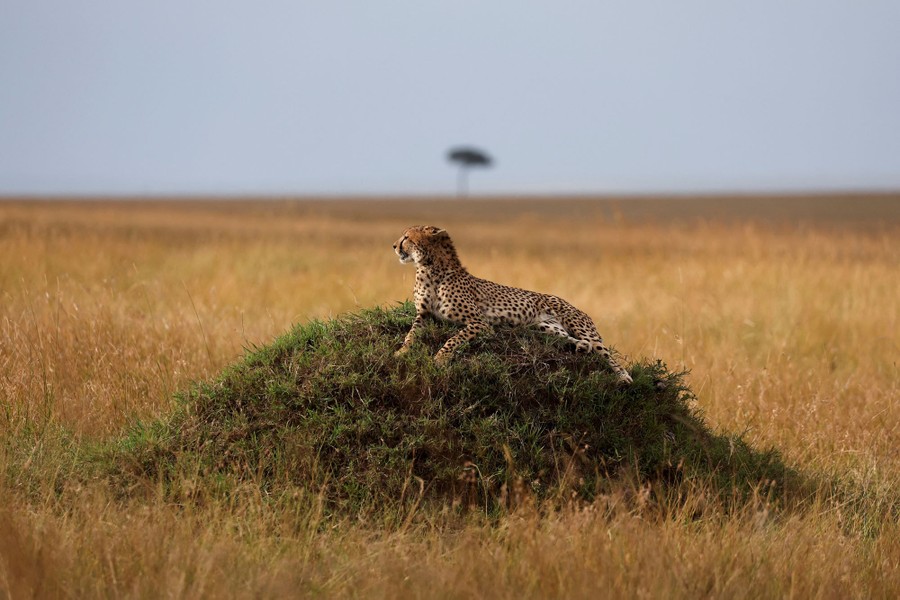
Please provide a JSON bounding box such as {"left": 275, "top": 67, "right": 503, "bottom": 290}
{"left": 447, "top": 147, "right": 493, "bottom": 198}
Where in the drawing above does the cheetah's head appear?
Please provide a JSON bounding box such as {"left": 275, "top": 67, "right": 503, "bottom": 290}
{"left": 393, "top": 225, "right": 448, "bottom": 265}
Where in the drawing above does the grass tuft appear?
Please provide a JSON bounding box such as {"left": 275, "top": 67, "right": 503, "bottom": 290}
{"left": 108, "top": 302, "right": 795, "bottom": 516}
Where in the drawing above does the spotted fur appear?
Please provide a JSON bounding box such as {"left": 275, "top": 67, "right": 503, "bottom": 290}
{"left": 392, "top": 225, "right": 633, "bottom": 384}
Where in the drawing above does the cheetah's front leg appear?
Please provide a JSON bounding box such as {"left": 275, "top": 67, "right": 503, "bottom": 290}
{"left": 395, "top": 312, "right": 427, "bottom": 356}
{"left": 434, "top": 320, "right": 491, "bottom": 365}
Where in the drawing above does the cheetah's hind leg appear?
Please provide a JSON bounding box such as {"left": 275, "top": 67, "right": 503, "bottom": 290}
{"left": 536, "top": 317, "right": 582, "bottom": 346}
{"left": 537, "top": 316, "right": 632, "bottom": 385}
{"left": 588, "top": 340, "right": 633, "bottom": 385}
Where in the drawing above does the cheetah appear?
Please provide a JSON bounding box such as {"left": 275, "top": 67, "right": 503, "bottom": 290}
{"left": 392, "top": 225, "right": 633, "bottom": 384}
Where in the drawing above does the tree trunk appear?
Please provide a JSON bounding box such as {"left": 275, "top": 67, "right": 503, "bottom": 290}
{"left": 457, "top": 166, "right": 468, "bottom": 199}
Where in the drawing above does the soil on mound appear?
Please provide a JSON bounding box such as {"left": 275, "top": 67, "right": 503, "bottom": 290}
{"left": 112, "top": 303, "right": 793, "bottom": 513}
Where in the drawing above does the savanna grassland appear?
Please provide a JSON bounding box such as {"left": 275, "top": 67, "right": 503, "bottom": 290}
{"left": 1, "top": 195, "right": 898, "bottom": 598}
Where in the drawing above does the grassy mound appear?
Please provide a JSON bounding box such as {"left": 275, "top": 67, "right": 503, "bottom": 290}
{"left": 112, "top": 303, "right": 793, "bottom": 514}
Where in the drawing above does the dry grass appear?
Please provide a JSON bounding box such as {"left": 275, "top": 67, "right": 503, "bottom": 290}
{"left": 1, "top": 195, "right": 898, "bottom": 598}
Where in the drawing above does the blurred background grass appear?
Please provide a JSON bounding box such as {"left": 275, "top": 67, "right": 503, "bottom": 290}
{"left": 1, "top": 195, "right": 898, "bottom": 597}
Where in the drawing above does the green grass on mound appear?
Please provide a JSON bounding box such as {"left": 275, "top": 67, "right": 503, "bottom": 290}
{"left": 110, "top": 302, "right": 794, "bottom": 515}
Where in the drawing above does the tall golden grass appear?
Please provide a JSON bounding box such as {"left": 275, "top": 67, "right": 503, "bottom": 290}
{"left": 1, "top": 196, "right": 898, "bottom": 597}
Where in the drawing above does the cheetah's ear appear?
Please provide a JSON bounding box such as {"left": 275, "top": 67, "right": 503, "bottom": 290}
{"left": 425, "top": 226, "right": 447, "bottom": 236}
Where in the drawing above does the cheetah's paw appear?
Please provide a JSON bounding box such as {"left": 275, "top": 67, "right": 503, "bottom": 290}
{"left": 617, "top": 372, "right": 633, "bottom": 386}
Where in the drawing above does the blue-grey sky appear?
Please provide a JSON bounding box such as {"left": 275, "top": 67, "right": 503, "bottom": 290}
{"left": 2, "top": 1, "right": 899, "bottom": 195}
